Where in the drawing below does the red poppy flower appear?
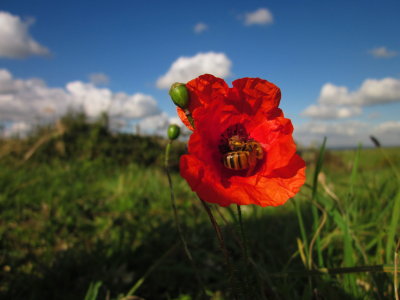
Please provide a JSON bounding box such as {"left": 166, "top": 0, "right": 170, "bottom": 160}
{"left": 178, "top": 74, "right": 306, "bottom": 207}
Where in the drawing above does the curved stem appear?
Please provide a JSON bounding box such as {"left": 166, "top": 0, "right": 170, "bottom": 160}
{"left": 184, "top": 109, "right": 195, "bottom": 129}
{"left": 395, "top": 239, "right": 400, "bottom": 300}
{"left": 164, "top": 140, "right": 206, "bottom": 295}
{"left": 237, "top": 204, "right": 249, "bottom": 263}
{"left": 308, "top": 201, "right": 327, "bottom": 270}
{"left": 199, "top": 199, "right": 241, "bottom": 299}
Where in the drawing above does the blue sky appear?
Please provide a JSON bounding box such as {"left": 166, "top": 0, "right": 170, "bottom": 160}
{"left": 1, "top": 0, "right": 400, "bottom": 147}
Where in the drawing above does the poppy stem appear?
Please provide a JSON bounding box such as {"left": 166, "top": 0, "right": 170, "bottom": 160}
{"left": 236, "top": 204, "right": 255, "bottom": 297}
{"left": 236, "top": 204, "right": 249, "bottom": 263}
{"left": 184, "top": 109, "right": 196, "bottom": 129}
{"left": 164, "top": 140, "right": 206, "bottom": 296}
{"left": 199, "top": 199, "right": 241, "bottom": 299}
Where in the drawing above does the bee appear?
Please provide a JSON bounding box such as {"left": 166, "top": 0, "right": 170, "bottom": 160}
{"left": 228, "top": 135, "right": 246, "bottom": 150}
{"left": 222, "top": 136, "right": 264, "bottom": 171}
{"left": 223, "top": 150, "right": 256, "bottom": 170}
{"left": 242, "top": 140, "right": 264, "bottom": 160}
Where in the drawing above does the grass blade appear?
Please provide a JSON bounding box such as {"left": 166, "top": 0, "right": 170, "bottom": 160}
{"left": 312, "top": 137, "right": 327, "bottom": 200}
{"left": 387, "top": 191, "right": 400, "bottom": 263}
{"left": 310, "top": 137, "right": 327, "bottom": 268}
{"left": 270, "top": 264, "right": 400, "bottom": 277}
{"left": 395, "top": 240, "right": 400, "bottom": 300}
{"left": 349, "top": 144, "right": 361, "bottom": 199}
{"left": 294, "top": 199, "right": 309, "bottom": 261}
{"left": 126, "top": 244, "right": 178, "bottom": 297}
{"left": 84, "top": 281, "right": 102, "bottom": 300}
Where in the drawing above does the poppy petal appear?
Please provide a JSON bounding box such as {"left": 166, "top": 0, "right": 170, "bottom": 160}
{"left": 231, "top": 77, "right": 281, "bottom": 115}
{"left": 177, "top": 74, "right": 229, "bottom": 130}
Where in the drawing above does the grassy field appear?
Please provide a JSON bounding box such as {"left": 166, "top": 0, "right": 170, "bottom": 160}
{"left": 0, "top": 117, "right": 399, "bottom": 299}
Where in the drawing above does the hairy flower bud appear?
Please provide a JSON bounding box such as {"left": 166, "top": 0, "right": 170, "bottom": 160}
{"left": 169, "top": 83, "right": 189, "bottom": 109}
{"left": 167, "top": 124, "right": 180, "bottom": 140}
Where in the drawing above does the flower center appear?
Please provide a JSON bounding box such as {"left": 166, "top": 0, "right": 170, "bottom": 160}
{"left": 218, "top": 124, "right": 264, "bottom": 171}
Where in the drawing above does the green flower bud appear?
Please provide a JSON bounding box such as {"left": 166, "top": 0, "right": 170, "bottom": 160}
{"left": 169, "top": 83, "right": 189, "bottom": 109}
{"left": 167, "top": 124, "right": 180, "bottom": 140}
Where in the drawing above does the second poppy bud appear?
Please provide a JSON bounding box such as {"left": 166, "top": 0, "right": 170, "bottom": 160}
{"left": 167, "top": 124, "right": 180, "bottom": 140}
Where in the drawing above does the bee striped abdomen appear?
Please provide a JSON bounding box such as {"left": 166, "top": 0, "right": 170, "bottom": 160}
{"left": 223, "top": 151, "right": 250, "bottom": 170}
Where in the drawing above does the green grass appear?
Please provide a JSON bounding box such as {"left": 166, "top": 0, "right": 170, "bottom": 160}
{"left": 0, "top": 134, "right": 399, "bottom": 299}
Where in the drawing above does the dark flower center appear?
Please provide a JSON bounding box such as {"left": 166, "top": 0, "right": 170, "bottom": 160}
{"left": 218, "top": 124, "right": 263, "bottom": 171}
{"left": 218, "top": 124, "right": 248, "bottom": 154}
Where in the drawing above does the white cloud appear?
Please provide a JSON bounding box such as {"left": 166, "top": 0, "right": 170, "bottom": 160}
{"left": 138, "top": 112, "right": 170, "bottom": 134}
{"left": 2, "top": 121, "right": 31, "bottom": 137}
{"left": 294, "top": 120, "right": 400, "bottom": 147}
{"left": 0, "top": 68, "right": 160, "bottom": 130}
{"left": 317, "top": 83, "right": 351, "bottom": 105}
{"left": 357, "top": 78, "right": 400, "bottom": 105}
{"left": 194, "top": 22, "right": 208, "bottom": 34}
{"left": 136, "top": 113, "right": 186, "bottom": 137}
{"left": 297, "top": 121, "right": 368, "bottom": 137}
{"left": 371, "top": 121, "right": 400, "bottom": 146}
{"left": 89, "top": 73, "right": 110, "bottom": 85}
{"left": 373, "top": 121, "right": 400, "bottom": 135}
{"left": 66, "top": 81, "right": 113, "bottom": 118}
{"left": 300, "top": 77, "right": 400, "bottom": 146}
{"left": 0, "top": 73, "right": 69, "bottom": 122}
{"left": 301, "top": 104, "right": 361, "bottom": 119}
{"left": 0, "top": 11, "right": 50, "bottom": 59}
{"left": 109, "top": 92, "right": 160, "bottom": 119}
{"left": 302, "top": 77, "right": 400, "bottom": 121}
{"left": 369, "top": 46, "right": 398, "bottom": 58}
{"left": 244, "top": 8, "right": 273, "bottom": 26}
{"left": 0, "top": 69, "right": 17, "bottom": 93}
{"left": 156, "top": 52, "right": 232, "bottom": 89}
{"left": 294, "top": 121, "right": 370, "bottom": 147}
{"left": 317, "top": 78, "right": 400, "bottom": 106}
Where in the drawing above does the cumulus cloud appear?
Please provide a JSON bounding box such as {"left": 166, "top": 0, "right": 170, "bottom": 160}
{"left": 298, "top": 121, "right": 368, "bottom": 136}
{"left": 194, "top": 22, "right": 208, "bottom": 34}
{"left": 302, "top": 77, "right": 400, "bottom": 120}
{"left": 244, "top": 8, "right": 273, "bottom": 26}
{"left": 357, "top": 78, "right": 400, "bottom": 105}
{"left": 370, "top": 121, "right": 400, "bottom": 146}
{"left": 89, "top": 73, "right": 110, "bottom": 85}
{"left": 156, "top": 52, "right": 232, "bottom": 89}
{"left": 137, "top": 112, "right": 171, "bottom": 135}
{"left": 66, "top": 81, "right": 113, "bottom": 118}
{"left": 0, "top": 69, "right": 160, "bottom": 134}
{"left": 135, "top": 112, "right": 189, "bottom": 138}
{"left": 318, "top": 78, "right": 400, "bottom": 106}
{"left": 301, "top": 104, "right": 361, "bottom": 119}
{"left": 317, "top": 83, "right": 351, "bottom": 105}
{"left": 2, "top": 121, "right": 31, "bottom": 137}
{"left": 294, "top": 121, "right": 370, "bottom": 147}
{"left": 109, "top": 92, "right": 160, "bottom": 119}
{"left": 0, "top": 11, "right": 50, "bottom": 59}
{"left": 294, "top": 120, "right": 400, "bottom": 147}
{"left": 373, "top": 121, "right": 400, "bottom": 135}
{"left": 0, "top": 71, "right": 69, "bottom": 122}
{"left": 369, "top": 46, "right": 398, "bottom": 58}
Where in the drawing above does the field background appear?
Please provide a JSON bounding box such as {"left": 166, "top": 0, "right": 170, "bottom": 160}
{"left": 0, "top": 114, "right": 399, "bottom": 300}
